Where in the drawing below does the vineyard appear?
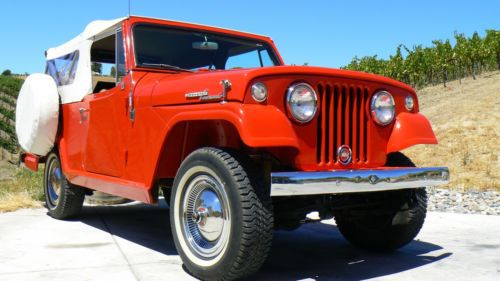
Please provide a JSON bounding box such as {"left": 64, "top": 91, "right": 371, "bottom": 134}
{"left": 0, "top": 75, "right": 22, "bottom": 161}
{"left": 344, "top": 29, "right": 500, "bottom": 88}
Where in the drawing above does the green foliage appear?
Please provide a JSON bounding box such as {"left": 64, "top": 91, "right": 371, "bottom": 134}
{"left": 484, "top": 30, "right": 500, "bottom": 70}
{"left": 0, "top": 95, "right": 16, "bottom": 107}
{"left": 1, "top": 69, "right": 12, "bottom": 76}
{"left": 0, "top": 75, "right": 21, "bottom": 153}
{"left": 110, "top": 66, "right": 116, "bottom": 77}
{"left": 0, "top": 107, "right": 15, "bottom": 120}
{"left": 344, "top": 29, "right": 500, "bottom": 88}
{"left": 0, "top": 76, "right": 23, "bottom": 98}
{"left": 92, "top": 62, "right": 102, "bottom": 75}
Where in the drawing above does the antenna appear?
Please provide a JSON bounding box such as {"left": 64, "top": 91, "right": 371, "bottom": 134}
{"left": 128, "top": 0, "right": 131, "bottom": 17}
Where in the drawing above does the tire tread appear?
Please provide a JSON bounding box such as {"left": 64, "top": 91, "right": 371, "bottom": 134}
{"left": 334, "top": 152, "right": 427, "bottom": 251}
{"left": 173, "top": 147, "right": 273, "bottom": 281}
{"left": 44, "top": 152, "right": 85, "bottom": 220}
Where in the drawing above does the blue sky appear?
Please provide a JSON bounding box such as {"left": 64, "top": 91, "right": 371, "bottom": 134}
{"left": 1, "top": 0, "right": 498, "bottom": 74}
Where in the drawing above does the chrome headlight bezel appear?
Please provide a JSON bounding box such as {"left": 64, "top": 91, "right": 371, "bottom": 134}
{"left": 370, "top": 90, "right": 395, "bottom": 126}
{"left": 251, "top": 82, "right": 268, "bottom": 102}
{"left": 286, "top": 82, "right": 318, "bottom": 123}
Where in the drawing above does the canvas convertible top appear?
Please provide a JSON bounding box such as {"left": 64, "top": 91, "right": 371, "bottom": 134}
{"left": 44, "top": 16, "right": 271, "bottom": 104}
{"left": 45, "top": 17, "right": 126, "bottom": 104}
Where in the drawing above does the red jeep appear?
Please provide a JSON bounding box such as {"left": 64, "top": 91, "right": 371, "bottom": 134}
{"left": 16, "top": 16, "right": 449, "bottom": 280}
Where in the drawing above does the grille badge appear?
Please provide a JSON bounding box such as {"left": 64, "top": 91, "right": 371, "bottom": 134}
{"left": 337, "top": 145, "right": 352, "bottom": 165}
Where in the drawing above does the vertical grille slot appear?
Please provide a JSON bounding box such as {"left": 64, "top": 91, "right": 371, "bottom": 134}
{"left": 324, "top": 85, "right": 331, "bottom": 163}
{"left": 363, "top": 88, "right": 369, "bottom": 162}
{"left": 316, "top": 84, "right": 324, "bottom": 164}
{"left": 316, "top": 82, "right": 370, "bottom": 166}
{"left": 333, "top": 85, "right": 339, "bottom": 161}
{"left": 340, "top": 86, "right": 346, "bottom": 152}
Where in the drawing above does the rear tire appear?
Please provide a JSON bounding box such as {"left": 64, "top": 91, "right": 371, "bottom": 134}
{"left": 334, "top": 152, "right": 427, "bottom": 251}
{"left": 170, "top": 147, "right": 273, "bottom": 281}
{"left": 44, "top": 152, "right": 85, "bottom": 219}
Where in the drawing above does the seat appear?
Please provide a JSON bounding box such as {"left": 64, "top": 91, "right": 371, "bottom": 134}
{"left": 92, "top": 76, "right": 116, "bottom": 93}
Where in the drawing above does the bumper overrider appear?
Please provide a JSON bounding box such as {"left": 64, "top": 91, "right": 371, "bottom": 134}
{"left": 270, "top": 167, "right": 449, "bottom": 197}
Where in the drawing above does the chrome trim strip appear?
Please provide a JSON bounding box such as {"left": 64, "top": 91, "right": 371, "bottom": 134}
{"left": 270, "top": 167, "right": 449, "bottom": 197}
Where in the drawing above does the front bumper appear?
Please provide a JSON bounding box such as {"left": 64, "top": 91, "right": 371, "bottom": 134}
{"left": 270, "top": 167, "right": 449, "bottom": 197}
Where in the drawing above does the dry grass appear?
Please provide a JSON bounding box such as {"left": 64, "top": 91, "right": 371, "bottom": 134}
{"left": 404, "top": 71, "right": 500, "bottom": 191}
{"left": 0, "top": 191, "right": 41, "bottom": 212}
{"left": 0, "top": 165, "right": 44, "bottom": 212}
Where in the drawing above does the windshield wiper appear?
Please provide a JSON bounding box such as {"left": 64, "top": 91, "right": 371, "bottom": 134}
{"left": 141, "top": 63, "right": 193, "bottom": 73}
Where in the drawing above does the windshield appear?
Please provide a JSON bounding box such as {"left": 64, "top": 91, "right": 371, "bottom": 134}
{"left": 133, "top": 24, "right": 280, "bottom": 71}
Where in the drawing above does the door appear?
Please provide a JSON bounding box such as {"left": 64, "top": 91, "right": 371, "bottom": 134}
{"left": 82, "top": 29, "right": 129, "bottom": 177}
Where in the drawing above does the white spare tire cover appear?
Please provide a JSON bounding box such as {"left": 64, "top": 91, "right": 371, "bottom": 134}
{"left": 15, "top": 74, "right": 59, "bottom": 156}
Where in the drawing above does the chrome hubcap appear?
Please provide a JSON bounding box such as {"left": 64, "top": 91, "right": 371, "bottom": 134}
{"left": 47, "top": 159, "right": 62, "bottom": 208}
{"left": 181, "top": 174, "right": 230, "bottom": 259}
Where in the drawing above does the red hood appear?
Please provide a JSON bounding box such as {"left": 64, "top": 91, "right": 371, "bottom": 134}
{"left": 148, "top": 66, "right": 414, "bottom": 106}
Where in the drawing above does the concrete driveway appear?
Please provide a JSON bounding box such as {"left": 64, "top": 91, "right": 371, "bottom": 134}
{"left": 0, "top": 201, "right": 499, "bottom": 281}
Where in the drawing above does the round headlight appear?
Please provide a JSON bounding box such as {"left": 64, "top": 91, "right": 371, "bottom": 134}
{"left": 286, "top": 83, "right": 318, "bottom": 123}
{"left": 251, "top": 82, "right": 268, "bottom": 102}
{"left": 370, "top": 91, "right": 395, "bottom": 126}
{"left": 405, "top": 95, "right": 415, "bottom": 111}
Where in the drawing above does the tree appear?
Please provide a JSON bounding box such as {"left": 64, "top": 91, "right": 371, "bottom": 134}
{"left": 110, "top": 66, "right": 116, "bottom": 77}
{"left": 404, "top": 45, "right": 428, "bottom": 87}
{"left": 1, "top": 69, "right": 12, "bottom": 76}
{"left": 469, "top": 31, "right": 487, "bottom": 78}
{"left": 387, "top": 45, "right": 407, "bottom": 83}
{"left": 91, "top": 63, "right": 102, "bottom": 75}
{"left": 484, "top": 29, "right": 500, "bottom": 70}
{"left": 453, "top": 32, "right": 469, "bottom": 82}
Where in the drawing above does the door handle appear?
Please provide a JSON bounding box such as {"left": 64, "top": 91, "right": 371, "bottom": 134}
{"left": 79, "top": 108, "right": 89, "bottom": 123}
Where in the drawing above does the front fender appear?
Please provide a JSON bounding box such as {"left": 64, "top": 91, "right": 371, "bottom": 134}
{"left": 387, "top": 112, "right": 438, "bottom": 153}
{"left": 158, "top": 103, "right": 299, "bottom": 149}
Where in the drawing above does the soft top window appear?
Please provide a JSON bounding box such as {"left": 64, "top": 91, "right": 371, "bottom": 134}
{"left": 45, "top": 51, "right": 79, "bottom": 86}
{"left": 133, "top": 24, "right": 280, "bottom": 70}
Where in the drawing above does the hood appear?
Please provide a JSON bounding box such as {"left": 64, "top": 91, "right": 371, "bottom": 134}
{"left": 149, "top": 66, "right": 414, "bottom": 106}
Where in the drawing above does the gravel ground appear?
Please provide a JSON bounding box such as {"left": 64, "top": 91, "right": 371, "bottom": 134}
{"left": 427, "top": 187, "right": 500, "bottom": 215}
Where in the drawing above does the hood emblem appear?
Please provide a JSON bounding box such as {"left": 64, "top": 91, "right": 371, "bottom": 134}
{"left": 185, "top": 80, "right": 231, "bottom": 103}
{"left": 185, "top": 90, "right": 209, "bottom": 99}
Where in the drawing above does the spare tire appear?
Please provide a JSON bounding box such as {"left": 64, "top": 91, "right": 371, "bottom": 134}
{"left": 15, "top": 74, "right": 59, "bottom": 156}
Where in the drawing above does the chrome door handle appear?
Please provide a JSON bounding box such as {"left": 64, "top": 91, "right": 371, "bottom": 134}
{"left": 79, "top": 108, "right": 89, "bottom": 123}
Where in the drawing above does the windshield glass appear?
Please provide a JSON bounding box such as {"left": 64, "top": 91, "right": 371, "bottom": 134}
{"left": 133, "top": 24, "right": 280, "bottom": 71}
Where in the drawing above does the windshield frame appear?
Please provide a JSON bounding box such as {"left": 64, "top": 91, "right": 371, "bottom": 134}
{"left": 130, "top": 22, "right": 283, "bottom": 72}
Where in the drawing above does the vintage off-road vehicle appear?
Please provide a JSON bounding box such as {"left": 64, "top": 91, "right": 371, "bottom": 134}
{"left": 16, "top": 16, "right": 449, "bottom": 280}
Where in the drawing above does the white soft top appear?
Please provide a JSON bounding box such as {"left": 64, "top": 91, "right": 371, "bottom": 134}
{"left": 45, "top": 17, "right": 126, "bottom": 104}
{"left": 46, "top": 17, "right": 125, "bottom": 60}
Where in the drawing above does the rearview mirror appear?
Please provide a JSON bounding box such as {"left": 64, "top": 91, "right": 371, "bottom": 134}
{"left": 192, "top": 41, "right": 219, "bottom": 51}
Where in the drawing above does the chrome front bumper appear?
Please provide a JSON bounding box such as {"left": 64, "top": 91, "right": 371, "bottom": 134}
{"left": 270, "top": 167, "right": 449, "bottom": 197}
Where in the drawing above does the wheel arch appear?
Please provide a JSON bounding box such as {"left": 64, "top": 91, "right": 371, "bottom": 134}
{"left": 387, "top": 112, "right": 438, "bottom": 153}
{"left": 150, "top": 104, "right": 300, "bottom": 193}
{"left": 154, "top": 119, "right": 243, "bottom": 181}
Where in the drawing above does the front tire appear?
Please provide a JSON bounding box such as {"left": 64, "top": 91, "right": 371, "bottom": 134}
{"left": 334, "top": 152, "right": 427, "bottom": 251}
{"left": 170, "top": 148, "right": 273, "bottom": 281}
{"left": 44, "top": 152, "right": 85, "bottom": 219}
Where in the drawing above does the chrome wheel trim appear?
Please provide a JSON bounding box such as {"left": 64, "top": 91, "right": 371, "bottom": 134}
{"left": 46, "top": 158, "right": 62, "bottom": 209}
{"left": 180, "top": 174, "right": 231, "bottom": 259}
